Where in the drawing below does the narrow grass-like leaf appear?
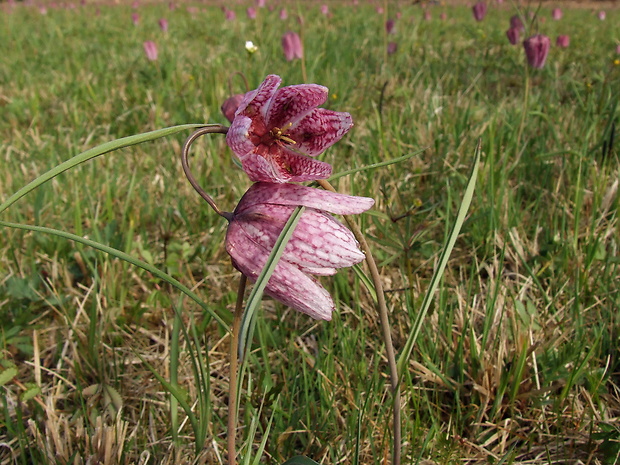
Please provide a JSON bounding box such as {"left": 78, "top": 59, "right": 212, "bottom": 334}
{"left": 397, "top": 140, "right": 482, "bottom": 377}
{"left": 0, "top": 220, "right": 228, "bottom": 330}
{"left": 238, "top": 206, "right": 306, "bottom": 360}
{"left": 329, "top": 149, "right": 425, "bottom": 181}
{"left": 0, "top": 124, "right": 212, "bottom": 215}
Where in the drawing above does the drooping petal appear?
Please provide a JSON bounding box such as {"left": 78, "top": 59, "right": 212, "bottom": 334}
{"left": 288, "top": 109, "right": 353, "bottom": 157}
{"left": 239, "top": 148, "right": 333, "bottom": 183}
{"left": 226, "top": 221, "right": 335, "bottom": 320}
{"left": 266, "top": 84, "right": 328, "bottom": 130}
{"left": 226, "top": 115, "right": 256, "bottom": 159}
{"left": 235, "top": 182, "right": 375, "bottom": 216}
{"left": 234, "top": 204, "right": 365, "bottom": 274}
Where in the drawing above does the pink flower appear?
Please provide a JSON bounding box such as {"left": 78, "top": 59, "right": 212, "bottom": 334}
{"left": 424, "top": 10, "right": 431, "bottom": 21}
{"left": 506, "top": 27, "right": 520, "bottom": 45}
{"left": 143, "top": 41, "right": 158, "bottom": 61}
{"left": 247, "top": 7, "right": 256, "bottom": 19}
{"left": 256, "top": 0, "right": 265, "bottom": 7}
{"left": 224, "top": 8, "right": 236, "bottom": 21}
{"left": 221, "top": 94, "right": 245, "bottom": 123}
{"left": 387, "top": 41, "right": 398, "bottom": 55}
{"left": 472, "top": 1, "right": 487, "bottom": 21}
{"left": 168, "top": 1, "right": 175, "bottom": 10}
{"left": 598, "top": 10, "right": 606, "bottom": 20}
{"left": 440, "top": 12, "right": 447, "bottom": 20}
{"left": 375, "top": 6, "right": 384, "bottom": 14}
{"left": 131, "top": 12, "right": 139, "bottom": 25}
{"left": 616, "top": 44, "right": 620, "bottom": 55}
{"left": 510, "top": 14, "right": 524, "bottom": 31}
{"left": 556, "top": 35, "right": 569, "bottom": 48}
{"left": 225, "top": 182, "right": 374, "bottom": 320}
{"left": 523, "top": 34, "right": 550, "bottom": 68}
{"left": 385, "top": 18, "right": 395, "bottom": 34}
{"left": 282, "top": 31, "right": 303, "bottom": 61}
{"left": 226, "top": 75, "right": 353, "bottom": 183}
{"left": 279, "top": 8, "right": 287, "bottom": 19}
{"left": 320, "top": 4, "right": 329, "bottom": 15}
{"left": 158, "top": 18, "right": 168, "bottom": 32}
{"left": 551, "top": 8, "right": 562, "bottom": 20}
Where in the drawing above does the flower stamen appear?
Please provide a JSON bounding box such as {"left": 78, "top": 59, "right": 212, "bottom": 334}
{"left": 270, "top": 122, "right": 296, "bottom": 145}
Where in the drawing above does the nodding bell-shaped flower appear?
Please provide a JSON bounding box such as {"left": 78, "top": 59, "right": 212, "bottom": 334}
{"left": 551, "top": 8, "right": 562, "bottom": 20}
{"left": 506, "top": 26, "right": 520, "bottom": 45}
{"left": 225, "top": 182, "right": 374, "bottom": 320}
{"left": 221, "top": 94, "right": 246, "bottom": 123}
{"left": 472, "top": 2, "right": 487, "bottom": 21}
{"left": 226, "top": 74, "right": 353, "bottom": 183}
{"left": 510, "top": 14, "right": 524, "bottom": 31}
{"left": 556, "top": 35, "right": 569, "bottom": 48}
{"left": 282, "top": 31, "right": 303, "bottom": 61}
{"left": 523, "top": 34, "right": 550, "bottom": 69}
{"left": 143, "top": 40, "right": 158, "bottom": 61}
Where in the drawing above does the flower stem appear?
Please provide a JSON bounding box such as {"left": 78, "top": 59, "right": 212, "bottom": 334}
{"left": 318, "top": 179, "right": 401, "bottom": 465}
{"left": 228, "top": 274, "right": 248, "bottom": 465}
{"left": 181, "top": 126, "right": 233, "bottom": 221}
{"left": 515, "top": 64, "right": 530, "bottom": 162}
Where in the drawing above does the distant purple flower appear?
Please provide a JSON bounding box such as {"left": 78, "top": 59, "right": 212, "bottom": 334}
{"left": 396, "top": 11, "right": 402, "bottom": 19}
{"left": 39, "top": 5, "right": 47, "bottom": 14}
{"left": 256, "top": 0, "right": 265, "bottom": 7}
{"left": 510, "top": 14, "right": 524, "bottom": 31}
{"left": 551, "top": 8, "right": 562, "bottom": 20}
{"left": 387, "top": 41, "right": 398, "bottom": 55}
{"left": 376, "top": 6, "right": 384, "bottom": 14}
{"left": 247, "top": 7, "right": 256, "bottom": 19}
{"left": 440, "top": 12, "right": 447, "bottom": 20}
{"left": 131, "top": 12, "right": 139, "bottom": 25}
{"left": 224, "top": 8, "right": 236, "bottom": 21}
{"left": 282, "top": 31, "right": 303, "bottom": 61}
{"left": 523, "top": 34, "right": 550, "bottom": 68}
{"left": 226, "top": 74, "right": 353, "bottom": 183}
{"left": 385, "top": 18, "right": 395, "bottom": 34}
{"left": 506, "top": 27, "right": 520, "bottom": 45}
{"left": 225, "top": 182, "right": 374, "bottom": 320}
{"left": 556, "top": 35, "right": 569, "bottom": 48}
{"left": 617, "top": 44, "right": 620, "bottom": 54}
{"left": 279, "top": 8, "right": 287, "bottom": 19}
{"left": 158, "top": 18, "right": 168, "bottom": 32}
{"left": 424, "top": 10, "right": 431, "bottom": 21}
{"left": 143, "top": 41, "right": 158, "bottom": 61}
{"left": 598, "top": 10, "right": 606, "bottom": 20}
{"left": 320, "top": 4, "right": 329, "bottom": 15}
{"left": 131, "top": 0, "right": 138, "bottom": 8}
{"left": 168, "top": 1, "right": 175, "bottom": 10}
{"left": 472, "top": 2, "right": 487, "bottom": 21}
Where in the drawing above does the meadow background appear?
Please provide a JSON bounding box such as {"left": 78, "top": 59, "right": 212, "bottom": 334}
{"left": 1, "top": 0, "right": 619, "bottom": 463}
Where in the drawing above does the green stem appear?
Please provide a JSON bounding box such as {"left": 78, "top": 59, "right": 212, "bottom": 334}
{"left": 228, "top": 274, "right": 247, "bottom": 465}
{"left": 317, "top": 179, "right": 401, "bottom": 465}
{"left": 515, "top": 65, "right": 530, "bottom": 160}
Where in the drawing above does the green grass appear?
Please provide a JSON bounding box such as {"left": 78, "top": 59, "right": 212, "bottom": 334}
{"left": 1, "top": 1, "right": 619, "bottom": 464}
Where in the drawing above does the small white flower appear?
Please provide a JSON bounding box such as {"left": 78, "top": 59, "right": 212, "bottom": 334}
{"left": 245, "top": 40, "right": 258, "bottom": 54}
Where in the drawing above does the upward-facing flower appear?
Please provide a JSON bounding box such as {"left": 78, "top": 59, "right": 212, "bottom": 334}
{"left": 225, "top": 182, "right": 374, "bottom": 320}
{"left": 226, "top": 75, "right": 353, "bottom": 183}
{"left": 472, "top": 2, "right": 487, "bottom": 21}
{"left": 523, "top": 34, "right": 550, "bottom": 68}
{"left": 282, "top": 31, "right": 303, "bottom": 61}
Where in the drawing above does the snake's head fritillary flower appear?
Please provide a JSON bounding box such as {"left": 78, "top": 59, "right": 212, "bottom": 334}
{"left": 387, "top": 41, "right": 398, "bottom": 55}
{"left": 131, "top": 12, "right": 139, "bottom": 25}
{"left": 282, "top": 31, "right": 303, "bottom": 61}
{"left": 245, "top": 40, "right": 258, "bottom": 54}
{"left": 256, "top": 0, "right": 265, "bottom": 7}
{"left": 551, "top": 8, "right": 562, "bottom": 20}
{"left": 506, "top": 26, "right": 520, "bottom": 45}
{"left": 279, "top": 8, "right": 287, "bottom": 19}
{"left": 143, "top": 41, "right": 158, "bottom": 61}
{"left": 224, "top": 8, "right": 236, "bottom": 21}
{"left": 226, "top": 182, "right": 374, "bottom": 320}
{"left": 472, "top": 2, "right": 487, "bottom": 21}
{"left": 221, "top": 94, "right": 246, "bottom": 123}
{"left": 385, "top": 19, "right": 395, "bottom": 34}
{"left": 247, "top": 6, "right": 256, "bottom": 19}
{"left": 158, "top": 18, "right": 168, "bottom": 32}
{"left": 523, "top": 34, "right": 550, "bottom": 69}
{"left": 556, "top": 35, "right": 569, "bottom": 48}
{"left": 226, "top": 75, "right": 353, "bottom": 183}
{"left": 598, "top": 11, "right": 606, "bottom": 20}
{"left": 320, "top": 4, "right": 329, "bottom": 15}
{"left": 510, "top": 14, "right": 524, "bottom": 31}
